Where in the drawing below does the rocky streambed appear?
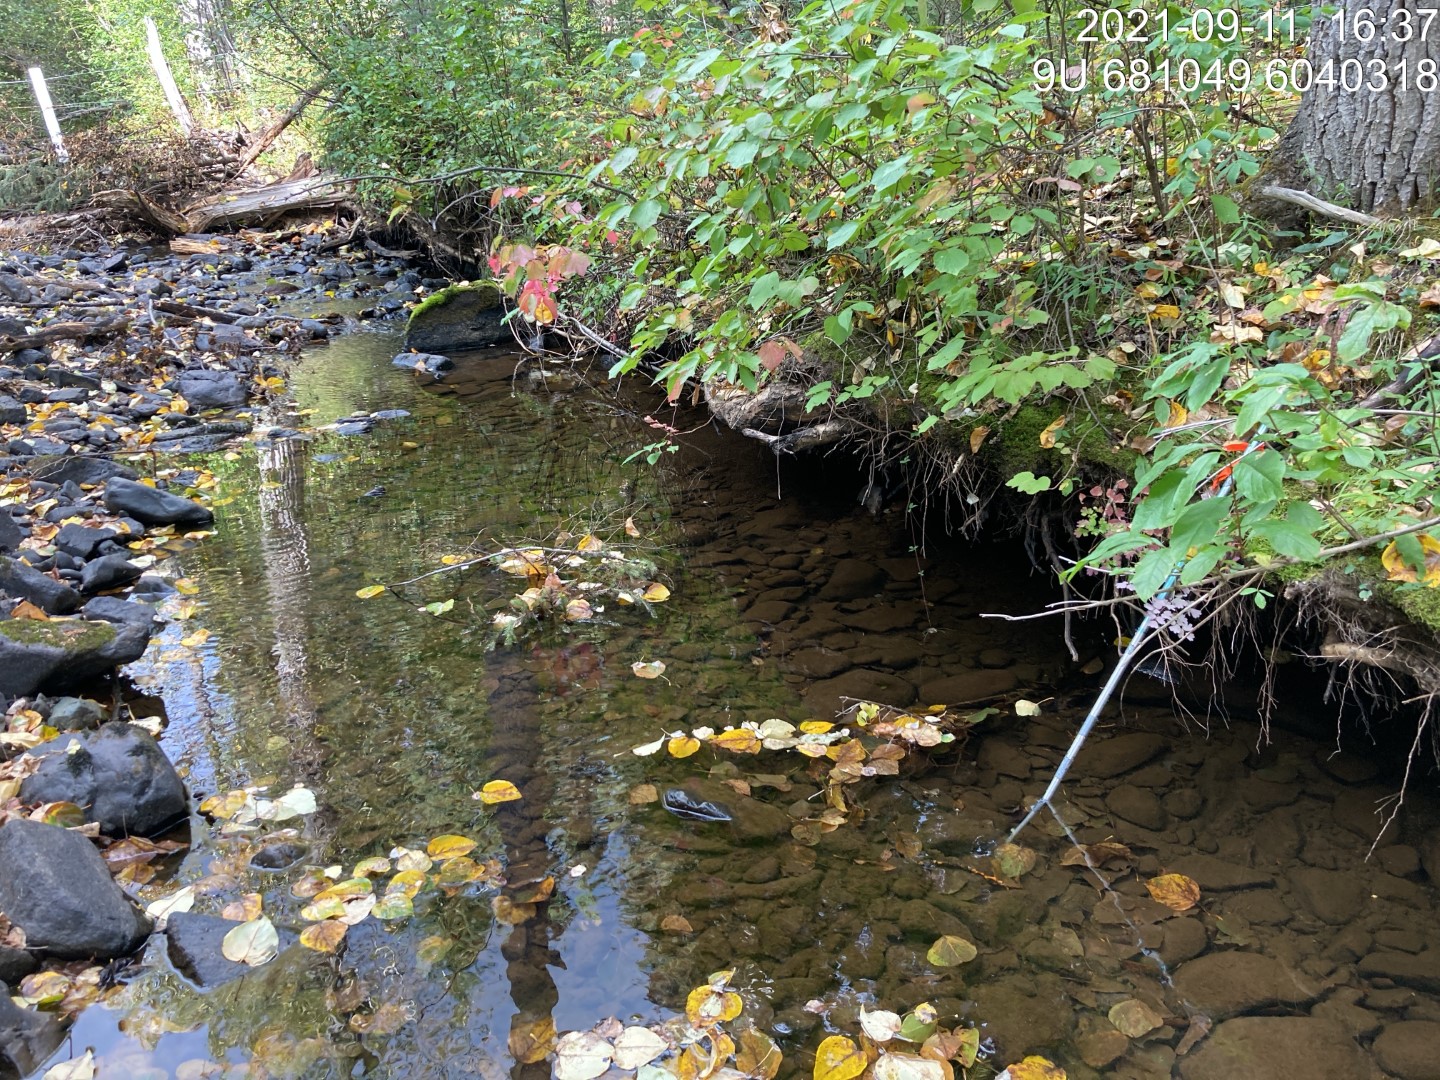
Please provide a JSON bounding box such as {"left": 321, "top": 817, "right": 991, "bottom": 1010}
{"left": 0, "top": 226, "right": 1437, "bottom": 1080}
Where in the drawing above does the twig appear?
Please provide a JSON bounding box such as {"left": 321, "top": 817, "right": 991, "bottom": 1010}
{"left": 1258, "top": 185, "right": 1382, "bottom": 228}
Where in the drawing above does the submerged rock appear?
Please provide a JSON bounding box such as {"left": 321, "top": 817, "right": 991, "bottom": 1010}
{"left": 1178, "top": 1016, "right": 1369, "bottom": 1080}
{"left": 164, "top": 912, "right": 295, "bottom": 988}
{"left": 663, "top": 779, "right": 793, "bottom": 842}
{"left": 1173, "top": 951, "right": 1318, "bottom": 1019}
{"left": 0, "top": 819, "right": 151, "bottom": 960}
{"left": 20, "top": 722, "right": 186, "bottom": 837}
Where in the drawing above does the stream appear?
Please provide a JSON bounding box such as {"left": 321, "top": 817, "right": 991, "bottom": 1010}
{"left": 41, "top": 325, "right": 1440, "bottom": 1080}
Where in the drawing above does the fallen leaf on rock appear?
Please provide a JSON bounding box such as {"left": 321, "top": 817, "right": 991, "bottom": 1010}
{"left": 221, "top": 915, "right": 279, "bottom": 966}
{"left": 221, "top": 893, "right": 262, "bottom": 922}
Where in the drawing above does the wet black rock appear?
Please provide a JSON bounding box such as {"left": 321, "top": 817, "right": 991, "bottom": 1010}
{"left": 0, "top": 818, "right": 151, "bottom": 960}
{"left": 0, "top": 946, "right": 35, "bottom": 986}
{"left": 103, "top": 476, "right": 213, "bottom": 527}
{"left": 27, "top": 455, "right": 137, "bottom": 487}
{"left": 0, "top": 595, "right": 156, "bottom": 696}
{"left": 20, "top": 722, "right": 186, "bottom": 837}
{"left": 0, "top": 980, "right": 65, "bottom": 1078}
{"left": 0, "top": 556, "right": 80, "bottom": 614}
{"left": 0, "top": 513, "right": 20, "bottom": 553}
{"left": 54, "top": 524, "right": 118, "bottom": 559}
{"left": 392, "top": 351, "right": 454, "bottom": 375}
{"left": 164, "top": 912, "right": 279, "bottom": 988}
{"left": 0, "top": 396, "right": 23, "bottom": 425}
{"left": 176, "top": 369, "right": 247, "bottom": 408}
{"left": 79, "top": 553, "right": 143, "bottom": 594}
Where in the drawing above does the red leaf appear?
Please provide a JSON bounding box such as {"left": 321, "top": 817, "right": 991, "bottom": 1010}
{"left": 757, "top": 340, "right": 787, "bottom": 372}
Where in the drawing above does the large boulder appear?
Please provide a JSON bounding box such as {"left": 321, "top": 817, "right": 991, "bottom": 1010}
{"left": 176, "top": 369, "right": 247, "bottom": 409}
{"left": 20, "top": 722, "right": 186, "bottom": 837}
{"left": 103, "top": 477, "right": 213, "bottom": 527}
{"left": 26, "top": 455, "right": 137, "bottom": 487}
{"left": 0, "top": 557, "right": 80, "bottom": 615}
{"left": 0, "top": 596, "right": 156, "bottom": 697}
{"left": 0, "top": 981, "right": 65, "bottom": 1079}
{"left": 404, "top": 283, "right": 512, "bottom": 353}
{"left": 0, "top": 819, "right": 151, "bottom": 960}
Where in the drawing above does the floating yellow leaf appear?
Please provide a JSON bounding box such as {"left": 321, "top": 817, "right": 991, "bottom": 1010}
{"left": 999, "top": 1057, "right": 1066, "bottom": 1080}
{"left": 180, "top": 628, "right": 210, "bottom": 648}
{"left": 221, "top": 915, "right": 279, "bottom": 967}
{"left": 685, "top": 984, "right": 743, "bottom": 1027}
{"left": 477, "top": 780, "right": 522, "bottom": 804}
{"left": 632, "top": 660, "right": 667, "bottom": 679}
{"left": 510, "top": 1016, "right": 558, "bottom": 1065}
{"left": 386, "top": 869, "right": 427, "bottom": 898}
{"left": 799, "top": 721, "right": 834, "bottom": 734}
{"left": 355, "top": 585, "right": 385, "bottom": 599}
{"left": 174, "top": 578, "right": 200, "bottom": 596}
{"left": 439, "top": 554, "right": 469, "bottom": 565}
{"left": 353, "top": 856, "right": 391, "bottom": 877}
{"left": 926, "top": 935, "right": 978, "bottom": 967}
{"left": 299, "top": 920, "right": 348, "bottom": 953}
{"left": 642, "top": 582, "right": 671, "bottom": 602}
{"left": 1038, "top": 416, "right": 1066, "bottom": 449}
{"left": 372, "top": 893, "right": 414, "bottom": 920}
{"left": 710, "top": 728, "right": 761, "bottom": 754}
{"left": 1146, "top": 872, "right": 1201, "bottom": 911}
{"left": 314, "top": 878, "right": 372, "bottom": 904}
{"left": 667, "top": 735, "right": 701, "bottom": 758}
{"left": 737, "top": 1028, "right": 783, "bottom": 1080}
{"left": 427, "top": 834, "right": 477, "bottom": 859}
{"left": 814, "top": 1035, "right": 868, "bottom": 1080}
{"left": 1381, "top": 534, "right": 1440, "bottom": 586}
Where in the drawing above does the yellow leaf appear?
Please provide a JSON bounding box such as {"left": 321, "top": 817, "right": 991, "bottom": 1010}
{"left": 1038, "top": 416, "right": 1066, "bottom": 449}
{"left": 180, "top": 628, "right": 210, "bottom": 648}
{"left": 668, "top": 735, "right": 701, "bottom": 758}
{"left": 439, "top": 554, "right": 470, "bottom": 565}
{"left": 969, "top": 425, "right": 990, "bottom": 454}
{"left": 1000, "top": 1057, "right": 1066, "bottom": 1080}
{"left": 510, "top": 1016, "right": 558, "bottom": 1065}
{"left": 299, "top": 920, "right": 348, "bottom": 953}
{"left": 1381, "top": 534, "right": 1440, "bottom": 586}
{"left": 477, "top": 779, "right": 522, "bottom": 804}
{"left": 313, "top": 878, "right": 373, "bottom": 904}
{"left": 685, "top": 985, "right": 743, "bottom": 1027}
{"left": 642, "top": 582, "right": 671, "bottom": 602}
{"left": 1146, "top": 872, "right": 1201, "bottom": 912}
{"left": 576, "top": 533, "right": 605, "bottom": 552}
{"left": 355, "top": 585, "right": 385, "bottom": 599}
{"left": 174, "top": 578, "right": 200, "bottom": 596}
{"left": 1150, "top": 303, "right": 1181, "bottom": 320}
{"left": 736, "top": 1028, "right": 782, "bottom": 1080}
{"left": 813, "top": 1035, "right": 868, "bottom": 1080}
{"left": 427, "top": 834, "right": 477, "bottom": 859}
{"left": 9, "top": 600, "right": 49, "bottom": 621}
{"left": 1166, "top": 401, "right": 1188, "bottom": 428}
{"left": 386, "top": 869, "right": 427, "bottom": 897}
{"left": 710, "top": 728, "right": 761, "bottom": 754}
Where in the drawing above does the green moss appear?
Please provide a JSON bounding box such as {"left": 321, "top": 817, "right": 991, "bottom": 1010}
{"left": 991, "top": 403, "right": 1138, "bottom": 481}
{"left": 0, "top": 619, "right": 116, "bottom": 650}
{"left": 407, "top": 282, "right": 502, "bottom": 324}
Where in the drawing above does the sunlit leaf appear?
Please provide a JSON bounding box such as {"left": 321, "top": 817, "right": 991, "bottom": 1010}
{"left": 668, "top": 735, "right": 702, "bottom": 758}
{"left": 221, "top": 915, "right": 279, "bottom": 966}
{"left": 642, "top": 582, "right": 671, "bottom": 602}
{"left": 554, "top": 1030, "right": 614, "bottom": 1080}
{"left": 874, "top": 1052, "right": 947, "bottom": 1080}
{"left": 299, "top": 920, "right": 348, "bottom": 953}
{"left": 338, "top": 894, "right": 376, "bottom": 925}
{"left": 477, "top": 780, "right": 522, "bottom": 804}
{"left": 632, "top": 660, "right": 667, "bottom": 679}
{"left": 564, "top": 598, "right": 595, "bottom": 621}
{"left": 145, "top": 885, "right": 195, "bottom": 928}
{"left": 799, "top": 721, "right": 834, "bottom": 734}
{"left": 314, "top": 878, "right": 373, "bottom": 903}
{"left": 386, "top": 869, "right": 427, "bottom": 898}
{"left": 1381, "top": 534, "right": 1440, "bottom": 585}
{"left": 20, "top": 971, "right": 70, "bottom": 1006}
{"left": 926, "top": 935, "right": 978, "bottom": 967}
{"left": 1038, "top": 416, "right": 1066, "bottom": 448}
{"left": 1108, "top": 999, "right": 1164, "bottom": 1037}
{"left": 373, "top": 893, "right": 414, "bottom": 920}
{"left": 393, "top": 847, "right": 433, "bottom": 872}
{"left": 42, "top": 1050, "right": 95, "bottom": 1080}
{"left": 813, "top": 1035, "right": 867, "bottom": 1080}
{"left": 1013, "top": 699, "right": 1042, "bottom": 716}
{"left": 898, "top": 1005, "right": 938, "bottom": 1045}
{"left": 1146, "top": 873, "right": 1201, "bottom": 911}
{"left": 685, "top": 985, "right": 743, "bottom": 1027}
{"left": 997, "top": 1057, "right": 1066, "bottom": 1080}
{"left": 300, "top": 897, "right": 346, "bottom": 922}
{"left": 860, "top": 1007, "right": 904, "bottom": 1042}
{"left": 710, "top": 728, "right": 761, "bottom": 754}
{"left": 632, "top": 737, "right": 664, "bottom": 757}
{"left": 36, "top": 801, "right": 85, "bottom": 828}
{"left": 427, "top": 834, "right": 477, "bottom": 859}
{"left": 260, "top": 785, "right": 317, "bottom": 821}
{"left": 355, "top": 585, "right": 386, "bottom": 599}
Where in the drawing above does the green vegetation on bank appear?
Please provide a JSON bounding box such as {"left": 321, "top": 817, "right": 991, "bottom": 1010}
{"left": 11, "top": 0, "right": 1440, "bottom": 631}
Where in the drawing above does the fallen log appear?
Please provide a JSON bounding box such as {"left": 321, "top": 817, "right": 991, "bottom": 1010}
{"left": 0, "top": 315, "right": 130, "bottom": 355}
{"left": 184, "top": 176, "right": 353, "bottom": 232}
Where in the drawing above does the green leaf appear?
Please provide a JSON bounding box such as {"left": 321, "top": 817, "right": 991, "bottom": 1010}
{"left": 1005, "top": 471, "right": 1051, "bottom": 494}
{"left": 1211, "top": 194, "right": 1241, "bottom": 224}
{"left": 1232, "top": 449, "right": 1286, "bottom": 504}
{"left": 1169, "top": 497, "right": 1231, "bottom": 555}
{"left": 628, "top": 199, "right": 665, "bottom": 231}
{"left": 1129, "top": 546, "right": 1180, "bottom": 599}
{"left": 609, "top": 147, "right": 639, "bottom": 175}
{"left": 871, "top": 156, "right": 913, "bottom": 193}
{"left": 1337, "top": 299, "right": 1411, "bottom": 363}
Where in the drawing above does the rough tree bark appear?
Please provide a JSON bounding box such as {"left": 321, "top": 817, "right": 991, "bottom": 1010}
{"left": 1273, "top": 0, "right": 1440, "bottom": 215}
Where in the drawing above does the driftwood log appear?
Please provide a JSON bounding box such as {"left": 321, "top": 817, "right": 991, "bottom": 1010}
{"left": 92, "top": 176, "right": 354, "bottom": 237}
{"left": 0, "top": 315, "right": 130, "bottom": 355}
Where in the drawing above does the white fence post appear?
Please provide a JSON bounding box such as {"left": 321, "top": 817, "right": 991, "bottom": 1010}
{"left": 26, "top": 67, "right": 69, "bottom": 164}
{"left": 145, "top": 16, "right": 194, "bottom": 136}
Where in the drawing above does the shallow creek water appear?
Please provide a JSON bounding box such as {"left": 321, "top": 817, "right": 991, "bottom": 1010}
{"left": 40, "top": 328, "right": 1440, "bottom": 1080}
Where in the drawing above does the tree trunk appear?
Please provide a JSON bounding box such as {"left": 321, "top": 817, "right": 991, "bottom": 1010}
{"left": 1276, "top": 0, "right": 1440, "bottom": 215}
